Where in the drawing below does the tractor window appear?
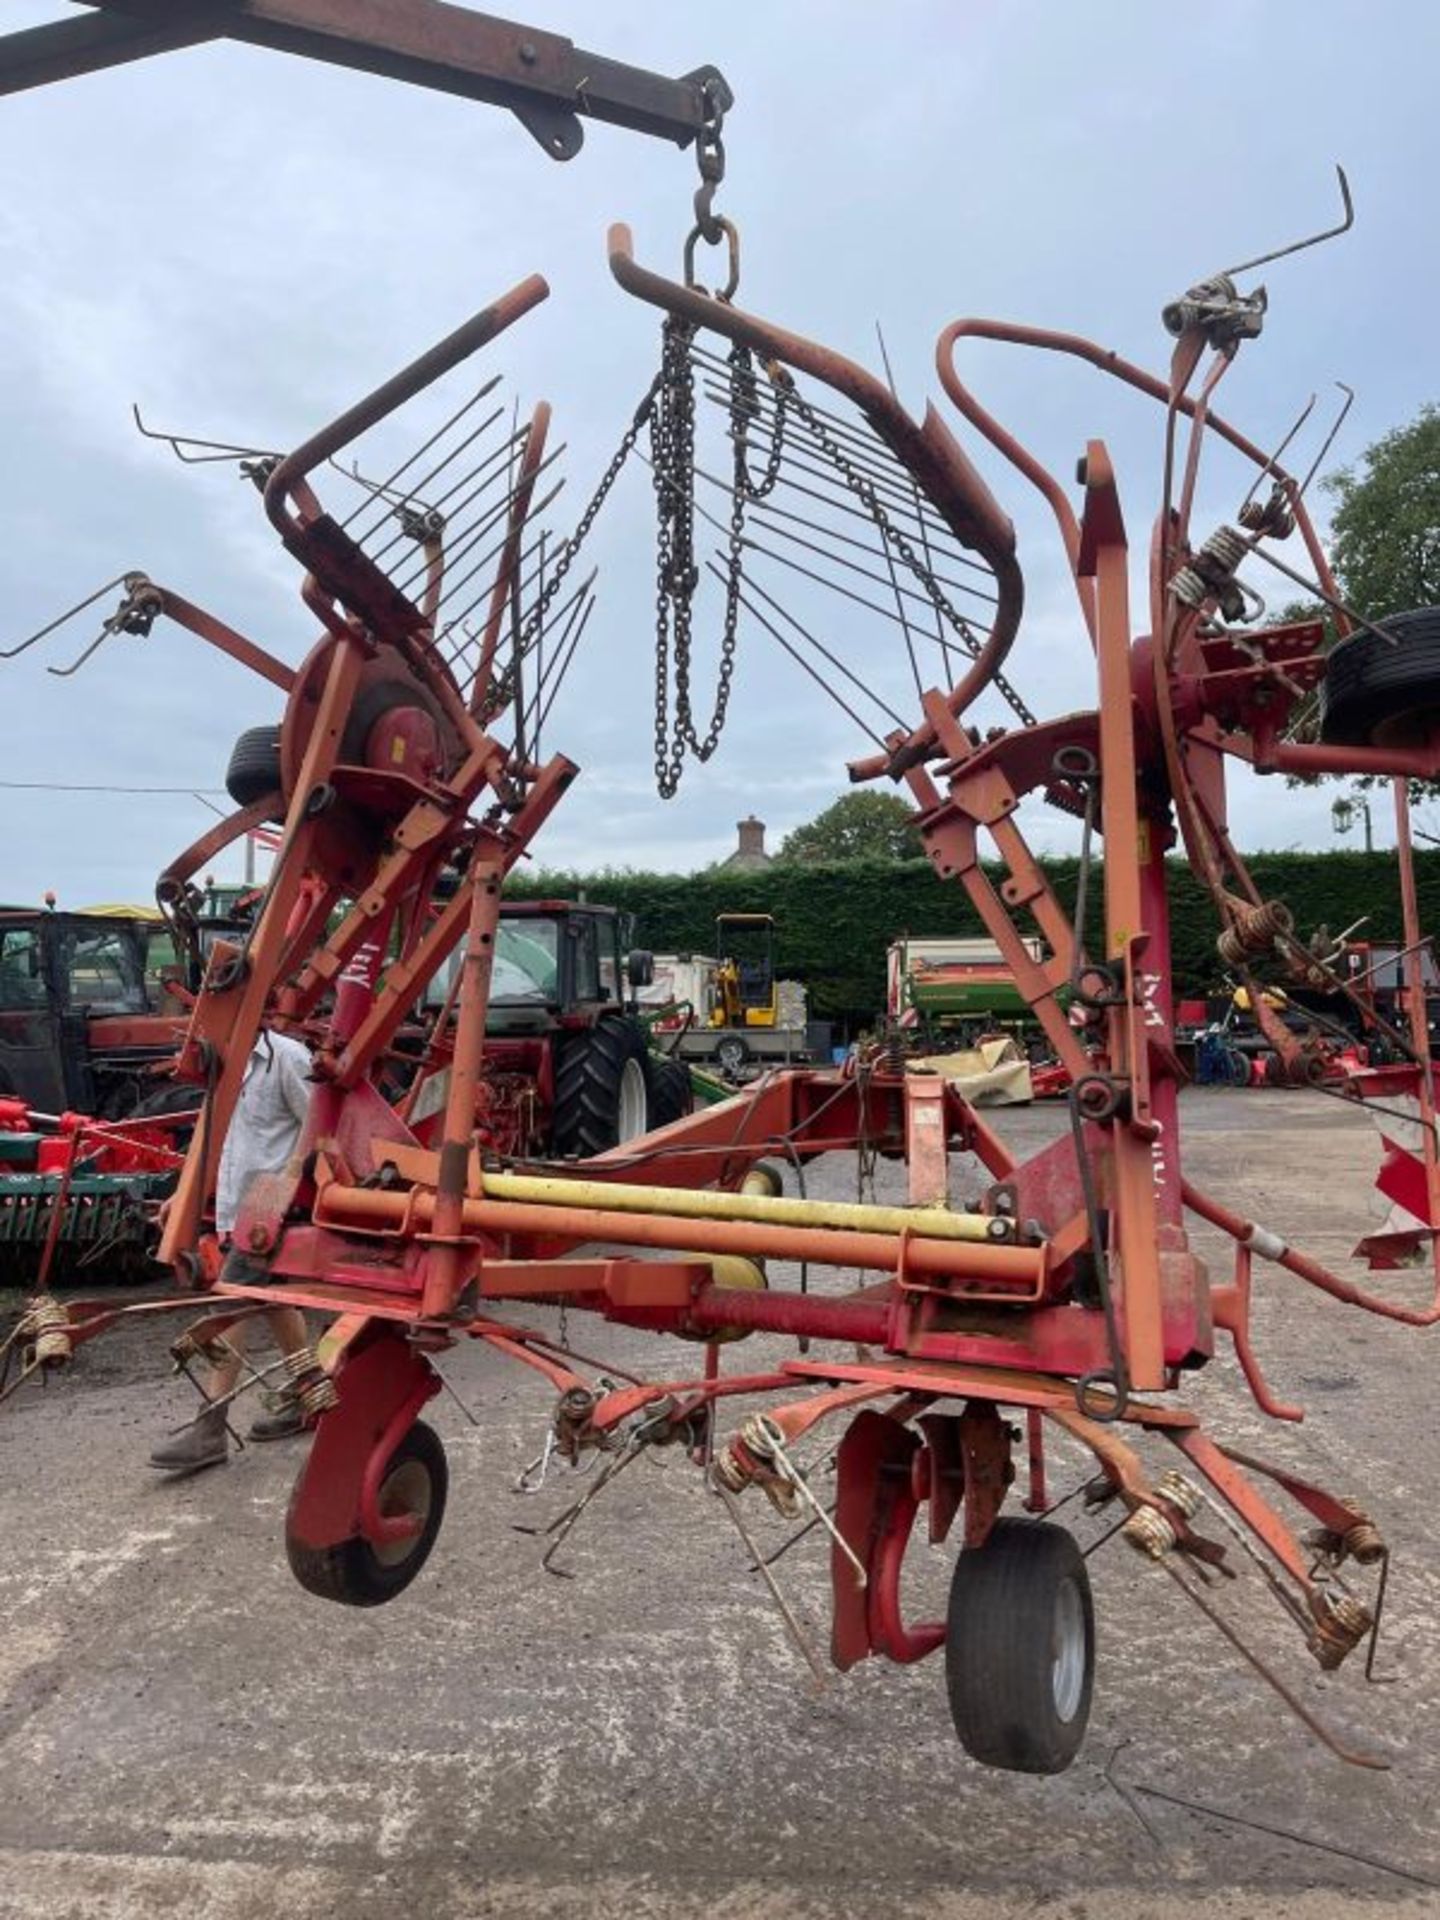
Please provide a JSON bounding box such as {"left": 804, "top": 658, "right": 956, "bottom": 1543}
{"left": 57, "top": 927, "right": 148, "bottom": 1014}
{"left": 598, "top": 929, "right": 619, "bottom": 1000}
{"left": 0, "top": 928, "right": 46, "bottom": 1010}
{"left": 491, "top": 921, "right": 559, "bottom": 1002}
{"left": 569, "top": 918, "right": 601, "bottom": 1003}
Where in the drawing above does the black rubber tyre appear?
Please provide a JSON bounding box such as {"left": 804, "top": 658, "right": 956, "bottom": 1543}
{"left": 551, "top": 1016, "right": 651, "bottom": 1158}
{"left": 1320, "top": 608, "right": 1440, "bottom": 748}
{"left": 225, "top": 724, "right": 284, "bottom": 812}
{"left": 647, "top": 1054, "right": 693, "bottom": 1128}
{"left": 128, "top": 1081, "right": 206, "bottom": 1179}
{"left": 945, "top": 1517, "right": 1095, "bottom": 1775}
{"left": 1224, "top": 1046, "right": 1252, "bottom": 1088}
{"left": 715, "top": 1033, "right": 750, "bottom": 1078}
{"left": 286, "top": 1421, "right": 448, "bottom": 1608}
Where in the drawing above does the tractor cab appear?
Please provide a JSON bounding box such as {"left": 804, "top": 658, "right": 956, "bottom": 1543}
{"left": 425, "top": 901, "right": 650, "bottom": 1031}
{"left": 712, "top": 912, "right": 777, "bottom": 1029}
{"left": 0, "top": 908, "right": 160, "bottom": 1114}
{"left": 486, "top": 900, "right": 641, "bottom": 1035}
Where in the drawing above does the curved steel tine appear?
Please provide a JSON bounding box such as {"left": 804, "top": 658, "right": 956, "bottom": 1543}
{"left": 1238, "top": 392, "right": 1316, "bottom": 514}
{"left": 47, "top": 619, "right": 119, "bottom": 678}
{"left": 1294, "top": 382, "right": 1355, "bottom": 505}
{"left": 132, "top": 403, "right": 275, "bottom": 465}
{"left": 1220, "top": 164, "right": 1354, "bottom": 282}
{"left": 326, "top": 454, "right": 440, "bottom": 517}
{"left": 0, "top": 573, "right": 132, "bottom": 661}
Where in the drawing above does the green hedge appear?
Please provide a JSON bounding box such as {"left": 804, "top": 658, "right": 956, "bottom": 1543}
{"left": 507, "top": 851, "right": 1436, "bottom": 1034}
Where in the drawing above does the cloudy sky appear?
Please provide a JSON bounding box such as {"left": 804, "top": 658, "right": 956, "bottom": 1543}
{"left": 2, "top": 1, "right": 1437, "bottom": 906}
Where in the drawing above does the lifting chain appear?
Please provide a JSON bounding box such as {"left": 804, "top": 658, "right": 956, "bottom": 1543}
{"left": 650, "top": 313, "right": 786, "bottom": 797}
{"left": 691, "top": 78, "right": 727, "bottom": 245}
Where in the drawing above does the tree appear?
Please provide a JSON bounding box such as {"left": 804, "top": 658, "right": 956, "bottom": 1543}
{"left": 779, "top": 791, "right": 921, "bottom": 863}
{"left": 1325, "top": 406, "right": 1440, "bottom": 619}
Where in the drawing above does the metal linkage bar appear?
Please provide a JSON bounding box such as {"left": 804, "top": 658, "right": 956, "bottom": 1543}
{"left": 7, "top": 4, "right": 731, "bottom": 165}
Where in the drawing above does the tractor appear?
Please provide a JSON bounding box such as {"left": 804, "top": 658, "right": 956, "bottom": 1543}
{"left": 0, "top": 905, "right": 239, "bottom": 1283}
{"left": 414, "top": 900, "right": 690, "bottom": 1160}
{"left": 0, "top": 906, "right": 192, "bottom": 1118}
{"left": 0, "top": 902, "right": 259, "bottom": 1290}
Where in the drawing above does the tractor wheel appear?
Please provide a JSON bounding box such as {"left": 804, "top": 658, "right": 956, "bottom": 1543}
{"left": 286, "top": 1421, "right": 448, "bottom": 1608}
{"left": 715, "top": 1033, "right": 750, "bottom": 1078}
{"left": 552, "top": 1017, "right": 651, "bottom": 1158}
{"left": 647, "top": 1054, "right": 693, "bottom": 1128}
{"left": 1320, "top": 608, "right": 1440, "bottom": 748}
{"left": 225, "top": 724, "right": 284, "bottom": 814}
{"left": 945, "top": 1518, "right": 1094, "bottom": 1775}
{"left": 130, "top": 1081, "right": 205, "bottom": 1143}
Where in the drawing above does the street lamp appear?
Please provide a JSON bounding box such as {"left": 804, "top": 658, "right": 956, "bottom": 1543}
{"left": 1331, "top": 791, "right": 1374, "bottom": 853}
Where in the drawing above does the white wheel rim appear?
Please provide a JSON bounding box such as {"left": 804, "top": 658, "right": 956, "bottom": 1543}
{"left": 1051, "top": 1576, "right": 1086, "bottom": 1722}
{"left": 617, "top": 1056, "right": 648, "bottom": 1142}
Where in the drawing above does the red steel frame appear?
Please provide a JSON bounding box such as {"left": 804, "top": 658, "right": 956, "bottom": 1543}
{"left": 20, "top": 223, "right": 1437, "bottom": 1765}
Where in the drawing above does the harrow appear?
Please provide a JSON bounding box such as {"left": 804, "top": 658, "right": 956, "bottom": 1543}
{"left": 6, "top": 10, "right": 1440, "bottom": 1781}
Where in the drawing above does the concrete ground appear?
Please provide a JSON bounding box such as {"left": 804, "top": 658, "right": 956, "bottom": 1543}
{"left": 2, "top": 1087, "right": 1439, "bottom": 1920}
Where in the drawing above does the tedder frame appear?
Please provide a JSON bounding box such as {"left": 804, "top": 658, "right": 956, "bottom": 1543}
{"left": 5, "top": 18, "right": 1438, "bottom": 1776}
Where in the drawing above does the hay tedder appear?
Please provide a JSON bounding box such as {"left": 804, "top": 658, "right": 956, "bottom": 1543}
{"left": 6, "top": 5, "right": 1440, "bottom": 1779}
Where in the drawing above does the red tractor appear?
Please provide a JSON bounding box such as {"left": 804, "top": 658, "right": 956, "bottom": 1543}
{"left": 409, "top": 900, "right": 689, "bottom": 1160}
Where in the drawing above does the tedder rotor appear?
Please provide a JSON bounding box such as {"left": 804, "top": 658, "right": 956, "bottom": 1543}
{"left": 6, "top": 57, "right": 1440, "bottom": 1774}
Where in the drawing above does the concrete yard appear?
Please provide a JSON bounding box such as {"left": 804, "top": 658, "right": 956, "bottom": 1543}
{"left": 2, "top": 1087, "right": 1439, "bottom": 1920}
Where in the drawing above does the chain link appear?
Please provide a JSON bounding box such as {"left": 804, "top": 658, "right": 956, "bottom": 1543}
{"left": 649, "top": 323, "right": 790, "bottom": 797}
{"left": 692, "top": 80, "right": 727, "bottom": 244}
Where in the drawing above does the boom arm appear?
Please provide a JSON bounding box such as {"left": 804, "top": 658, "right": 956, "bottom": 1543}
{"left": 2, "top": 2, "right": 731, "bottom": 162}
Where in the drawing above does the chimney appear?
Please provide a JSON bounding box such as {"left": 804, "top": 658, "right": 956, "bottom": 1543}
{"left": 736, "top": 816, "right": 766, "bottom": 859}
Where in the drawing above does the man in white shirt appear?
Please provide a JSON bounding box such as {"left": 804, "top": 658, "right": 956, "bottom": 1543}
{"left": 150, "top": 1028, "right": 315, "bottom": 1475}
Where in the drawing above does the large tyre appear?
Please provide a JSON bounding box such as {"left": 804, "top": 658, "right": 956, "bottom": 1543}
{"left": 647, "top": 1054, "right": 692, "bottom": 1129}
{"left": 1320, "top": 608, "right": 1440, "bottom": 748}
{"left": 286, "top": 1421, "right": 448, "bottom": 1608}
{"left": 131, "top": 1080, "right": 205, "bottom": 1140}
{"left": 225, "top": 725, "right": 284, "bottom": 812}
{"left": 551, "top": 1017, "right": 651, "bottom": 1158}
{"left": 945, "top": 1518, "right": 1095, "bottom": 1775}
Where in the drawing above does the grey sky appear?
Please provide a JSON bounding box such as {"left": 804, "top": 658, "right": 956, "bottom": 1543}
{"left": 2, "top": 1, "right": 1437, "bottom": 906}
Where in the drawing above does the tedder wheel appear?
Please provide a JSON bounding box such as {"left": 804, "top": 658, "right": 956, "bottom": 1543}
{"left": 945, "top": 1518, "right": 1095, "bottom": 1775}
{"left": 1320, "top": 607, "right": 1440, "bottom": 748}
{"left": 551, "top": 1015, "right": 651, "bottom": 1158}
{"left": 715, "top": 1033, "right": 750, "bottom": 1078}
{"left": 225, "top": 724, "right": 284, "bottom": 813}
{"left": 647, "top": 1054, "right": 693, "bottom": 1128}
{"left": 286, "top": 1420, "right": 448, "bottom": 1608}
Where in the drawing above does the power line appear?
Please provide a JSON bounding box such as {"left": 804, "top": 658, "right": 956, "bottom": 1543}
{"left": 0, "top": 780, "right": 228, "bottom": 795}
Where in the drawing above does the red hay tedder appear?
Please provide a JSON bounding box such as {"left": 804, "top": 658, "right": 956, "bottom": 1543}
{"left": 4, "top": 5, "right": 1440, "bottom": 1780}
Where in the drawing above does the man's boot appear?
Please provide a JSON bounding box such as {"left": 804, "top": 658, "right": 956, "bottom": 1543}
{"left": 149, "top": 1404, "right": 230, "bottom": 1475}
{"left": 247, "top": 1389, "right": 309, "bottom": 1443}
